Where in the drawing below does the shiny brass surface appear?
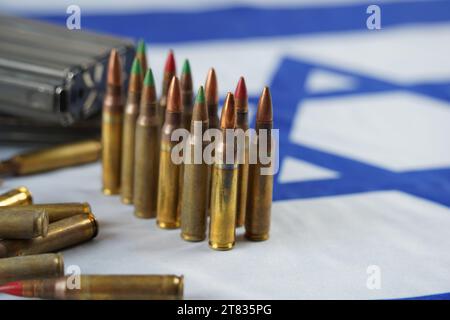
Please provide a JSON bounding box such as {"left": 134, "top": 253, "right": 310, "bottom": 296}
{"left": 0, "top": 213, "right": 98, "bottom": 258}
{"left": 0, "top": 253, "right": 64, "bottom": 285}
{"left": 102, "top": 110, "right": 123, "bottom": 195}
{"left": 0, "top": 207, "right": 48, "bottom": 239}
{"left": 0, "top": 187, "right": 33, "bottom": 207}
{"left": 4, "top": 203, "right": 91, "bottom": 223}
{"left": 0, "top": 140, "right": 101, "bottom": 176}
{"left": 22, "top": 275, "right": 184, "bottom": 300}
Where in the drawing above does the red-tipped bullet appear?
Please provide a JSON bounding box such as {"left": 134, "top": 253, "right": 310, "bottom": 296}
{"left": 164, "top": 50, "right": 176, "bottom": 74}
{"left": 0, "top": 281, "right": 23, "bottom": 297}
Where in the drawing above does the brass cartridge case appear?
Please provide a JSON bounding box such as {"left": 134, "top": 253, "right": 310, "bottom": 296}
{"left": 0, "top": 187, "right": 33, "bottom": 207}
{"left": 0, "top": 212, "right": 98, "bottom": 258}
{"left": 180, "top": 137, "right": 210, "bottom": 242}
{"left": 157, "top": 139, "right": 182, "bottom": 229}
{"left": 120, "top": 95, "right": 140, "bottom": 204}
{"left": 0, "top": 208, "right": 48, "bottom": 239}
{"left": 3, "top": 203, "right": 91, "bottom": 223}
{"left": 20, "top": 275, "right": 184, "bottom": 300}
{"left": 133, "top": 109, "right": 159, "bottom": 219}
{"left": 0, "top": 253, "right": 64, "bottom": 285}
{"left": 102, "top": 109, "right": 123, "bottom": 195}
{"left": 209, "top": 163, "right": 238, "bottom": 250}
{"left": 0, "top": 140, "right": 101, "bottom": 176}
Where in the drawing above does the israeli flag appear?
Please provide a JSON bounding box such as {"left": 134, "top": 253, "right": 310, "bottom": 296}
{"left": 1, "top": 0, "right": 449, "bottom": 300}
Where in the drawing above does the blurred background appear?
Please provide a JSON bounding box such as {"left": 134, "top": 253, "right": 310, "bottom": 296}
{"left": 0, "top": 0, "right": 449, "bottom": 299}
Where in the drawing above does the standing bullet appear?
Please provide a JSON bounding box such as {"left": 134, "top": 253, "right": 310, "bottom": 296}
{"left": 180, "top": 59, "right": 194, "bottom": 131}
{"left": 180, "top": 86, "right": 210, "bottom": 241}
{"left": 2, "top": 203, "right": 92, "bottom": 223}
{"left": 209, "top": 93, "right": 238, "bottom": 251}
{"left": 0, "top": 213, "right": 98, "bottom": 258}
{"left": 134, "top": 69, "right": 159, "bottom": 219}
{"left": 157, "top": 77, "right": 183, "bottom": 229}
{"left": 0, "top": 254, "right": 64, "bottom": 285}
{"left": 158, "top": 50, "right": 176, "bottom": 132}
{"left": 102, "top": 49, "right": 125, "bottom": 195}
{"left": 0, "top": 140, "right": 101, "bottom": 177}
{"left": 0, "top": 187, "right": 33, "bottom": 207}
{"left": 245, "top": 87, "right": 274, "bottom": 241}
{"left": 136, "top": 39, "right": 148, "bottom": 75}
{"left": 0, "top": 208, "right": 48, "bottom": 239}
{"left": 235, "top": 77, "right": 249, "bottom": 227}
{"left": 121, "top": 58, "right": 143, "bottom": 204}
{"left": 205, "top": 68, "right": 219, "bottom": 130}
{"left": 0, "top": 275, "right": 184, "bottom": 300}
{"left": 205, "top": 68, "right": 219, "bottom": 215}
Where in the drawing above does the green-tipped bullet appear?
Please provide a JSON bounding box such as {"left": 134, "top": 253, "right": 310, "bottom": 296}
{"left": 135, "top": 40, "right": 148, "bottom": 74}
{"left": 121, "top": 57, "right": 143, "bottom": 204}
{"left": 180, "top": 59, "right": 193, "bottom": 131}
{"left": 134, "top": 68, "right": 159, "bottom": 219}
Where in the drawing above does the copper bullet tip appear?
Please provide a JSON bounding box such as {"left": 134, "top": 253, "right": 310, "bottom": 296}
{"left": 164, "top": 50, "right": 176, "bottom": 74}
{"left": 256, "top": 86, "right": 273, "bottom": 123}
{"left": 192, "top": 86, "right": 208, "bottom": 122}
{"left": 107, "top": 49, "right": 122, "bottom": 87}
{"left": 220, "top": 92, "right": 236, "bottom": 129}
{"left": 167, "top": 76, "right": 182, "bottom": 113}
{"left": 205, "top": 68, "right": 218, "bottom": 105}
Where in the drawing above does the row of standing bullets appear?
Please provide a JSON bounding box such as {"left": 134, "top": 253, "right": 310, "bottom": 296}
{"left": 0, "top": 187, "right": 97, "bottom": 257}
{"left": 102, "top": 42, "right": 274, "bottom": 250}
{"left": 0, "top": 187, "right": 184, "bottom": 300}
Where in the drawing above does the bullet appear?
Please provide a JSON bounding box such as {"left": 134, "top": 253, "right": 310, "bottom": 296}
{"left": 121, "top": 58, "right": 143, "bottom": 204}
{"left": 0, "top": 187, "right": 33, "bottom": 207}
{"left": 0, "top": 140, "right": 101, "bottom": 176}
{"left": 2, "top": 203, "right": 91, "bottom": 223}
{"left": 205, "top": 68, "right": 219, "bottom": 130}
{"left": 180, "top": 87, "right": 210, "bottom": 241}
{"left": 0, "top": 275, "right": 184, "bottom": 300}
{"left": 0, "top": 208, "right": 48, "bottom": 239}
{"left": 136, "top": 39, "right": 148, "bottom": 75}
{"left": 158, "top": 50, "right": 176, "bottom": 133}
{"left": 245, "top": 87, "right": 274, "bottom": 241}
{"left": 235, "top": 77, "right": 249, "bottom": 227}
{"left": 0, "top": 254, "right": 64, "bottom": 285}
{"left": 0, "top": 212, "right": 98, "bottom": 258}
{"left": 156, "top": 77, "right": 183, "bottom": 229}
{"left": 180, "top": 59, "right": 194, "bottom": 131}
{"left": 134, "top": 69, "right": 159, "bottom": 219}
{"left": 102, "top": 49, "right": 125, "bottom": 195}
{"left": 209, "top": 93, "right": 238, "bottom": 251}
{"left": 205, "top": 68, "right": 219, "bottom": 215}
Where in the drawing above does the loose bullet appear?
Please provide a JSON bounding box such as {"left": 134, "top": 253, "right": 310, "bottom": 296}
{"left": 0, "top": 208, "right": 48, "bottom": 239}
{"left": 245, "top": 87, "right": 274, "bottom": 241}
{"left": 134, "top": 69, "right": 159, "bottom": 219}
{"left": 0, "top": 254, "right": 64, "bottom": 285}
{"left": 156, "top": 77, "right": 183, "bottom": 229}
{"left": 0, "top": 187, "right": 33, "bottom": 207}
{"left": 3, "top": 203, "right": 91, "bottom": 223}
{"left": 0, "top": 274, "right": 183, "bottom": 300}
{"left": 102, "top": 49, "right": 125, "bottom": 195}
{"left": 209, "top": 93, "right": 238, "bottom": 251}
{"left": 0, "top": 212, "right": 98, "bottom": 258}
{"left": 180, "top": 86, "right": 210, "bottom": 241}
{"left": 121, "top": 58, "right": 143, "bottom": 204}
{"left": 0, "top": 140, "right": 101, "bottom": 177}
{"left": 180, "top": 59, "right": 194, "bottom": 131}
